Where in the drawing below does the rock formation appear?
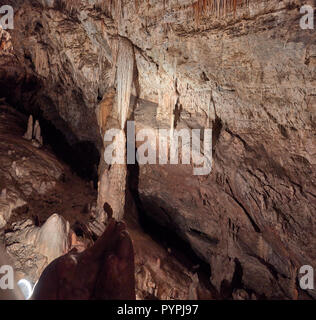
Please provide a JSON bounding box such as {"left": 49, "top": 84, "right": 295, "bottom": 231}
{"left": 32, "top": 119, "right": 43, "bottom": 147}
{"left": 0, "top": 26, "right": 12, "bottom": 54}
{"left": 0, "top": 245, "right": 25, "bottom": 300}
{"left": 32, "top": 211, "right": 136, "bottom": 300}
{"left": 0, "top": 104, "right": 63, "bottom": 230}
{"left": 23, "top": 115, "right": 33, "bottom": 141}
{"left": 0, "top": 0, "right": 315, "bottom": 300}
{"left": 5, "top": 214, "right": 71, "bottom": 282}
{"left": 23, "top": 116, "right": 43, "bottom": 148}
{"left": 0, "top": 103, "right": 203, "bottom": 300}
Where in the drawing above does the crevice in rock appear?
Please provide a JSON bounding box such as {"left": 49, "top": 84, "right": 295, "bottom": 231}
{"left": 220, "top": 258, "right": 243, "bottom": 299}
{"left": 189, "top": 228, "right": 220, "bottom": 246}
{"left": 226, "top": 178, "right": 261, "bottom": 233}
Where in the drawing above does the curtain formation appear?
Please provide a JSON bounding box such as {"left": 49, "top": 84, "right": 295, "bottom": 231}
{"left": 104, "top": 0, "right": 249, "bottom": 20}
{"left": 116, "top": 38, "right": 134, "bottom": 129}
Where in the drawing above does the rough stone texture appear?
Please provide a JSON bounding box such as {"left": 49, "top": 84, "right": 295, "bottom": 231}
{"left": 5, "top": 214, "right": 70, "bottom": 282}
{"left": 0, "top": 26, "right": 13, "bottom": 53}
{"left": 0, "top": 102, "right": 202, "bottom": 299}
{"left": 128, "top": 0, "right": 316, "bottom": 299}
{"left": 32, "top": 216, "right": 136, "bottom": 300}
{"left": 1, "top": 0, "right": 315, "bottom": 299}
{"left": 85, "top": 206, "right": 214, "bottom": 300}
{"left": 129, "top": 217, "right": 213, "bottom": 300}
{"left": 0, "top": 104, "right": 64, "bottom": 229}
{"left": 0, "top": 103, "right": 96, "bottom": 289}
{"left": 0, "top": 245, "right": 25, "bottom": 300}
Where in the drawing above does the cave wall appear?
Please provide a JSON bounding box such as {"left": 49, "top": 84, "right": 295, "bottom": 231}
{"left": 1, "top": 0, "right": 315, "bottom": 299}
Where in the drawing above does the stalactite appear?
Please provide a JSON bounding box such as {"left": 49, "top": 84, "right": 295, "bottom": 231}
{"left": 104, "top": 0, "right": 122, "bottom": 21}
{"left": 116, "top": 38, "right": 134, "bottom": 129}
{"left": 61, "top": 0, "right": 247, "bottom": 21}
{"left": 191, "top": 0, "right": 246, "bottom": 21}
{"left": 128, "top": 0, "right": 247, "bottom": 22}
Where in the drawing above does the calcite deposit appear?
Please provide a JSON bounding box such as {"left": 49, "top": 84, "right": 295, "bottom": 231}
{"left": 0, "top": 0, "right": 315, "bottom": 300}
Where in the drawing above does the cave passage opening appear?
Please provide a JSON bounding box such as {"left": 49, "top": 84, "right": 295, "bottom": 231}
{"left": 0, "top": 74, "right": 100, "bottom": 187}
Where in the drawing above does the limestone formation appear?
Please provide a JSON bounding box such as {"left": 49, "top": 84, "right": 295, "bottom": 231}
{"left": 33, "top": 120, "right": 43, "bottom": 147}
{"left": 5, "top": 214, "right": 71, "bottom": 282}
{"left": 34, "top": 214, "right": 70, "bottom": 264}
{"left": 23, "top": 116, "right": 43, "bottom": 147}
{"left": 23, "top": 115, "right": 33, "bottom": 140}
{"left": 96, "top": 90, "right": 127, "bottom": 221}
{"left": 32, "top": 214, "right": 136, "bottom": 300}
{"left": 0, "top": 0, "right": 315, "bottom": 300}
{"left": 117, "top": 38, "right": 134, "bottom": 130}
{"left": 0, "top": 105, "right": 63, "bottom": 229}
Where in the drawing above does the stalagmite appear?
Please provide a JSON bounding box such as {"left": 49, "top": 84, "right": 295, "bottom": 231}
{"left": 96, "top": 88, "right": 128, "bottom": 221}
{"left": 34, "top": 214, "right": 70, "bottom": 264}
{"left": 23, "top": 115, "right": 33, "bottom": 140}
{"left": 33, "top": 120, "right": 39, "bottom": 139}
{"left": 23, "top": 116, "right": 43, "bottom": 147}
{"left": 188, "top": 273, "right": 199, "bottom": 300}
{"left": 98, "top": 129, "right": 127, "bottom": 221}
{"left": 33, "top": 120, "right": 43, "bottom": 146}
{"left": 96, "top": 37, "right": 135, "bottom": 221}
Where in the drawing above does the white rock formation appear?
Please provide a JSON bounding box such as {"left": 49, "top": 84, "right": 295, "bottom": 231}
{"left": 5, "top": 214, "right": 71, "bottom": 282}
{"left": 35, "top": 214, "right": 70, "bottom": 264}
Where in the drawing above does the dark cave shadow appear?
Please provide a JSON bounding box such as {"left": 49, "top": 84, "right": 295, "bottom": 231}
{"left": 0, "top": 75, "right": 100, "bottom": 186}
{"left": 126, "top": 160, "right": 220, "bottom": 299}
{"left": 33, "top": 113, "right": 100, "bottom": 187}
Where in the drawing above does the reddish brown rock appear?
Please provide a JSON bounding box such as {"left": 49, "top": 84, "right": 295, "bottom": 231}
{"left": 32, "top": 215, "right": 135, "bottom": 300}
{"left": 0, "top": 0, "right": 315, "bottom": 300}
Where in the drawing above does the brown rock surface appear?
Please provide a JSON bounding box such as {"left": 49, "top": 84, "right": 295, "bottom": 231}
{"left": 0, "top": 104, "right": 63, "bottom": 229}
{"left": 0, "top": 104, "right": 206, "bottom": 300}
{"left": 0, "top": 103, "right": 96, "bottom": 283}
{"left": 0, "top": 0, "right": 315, "bottom": 299}
{"left": 5, "top": 214, "right": 70, "bottom": 282}
{"left": 32, "top": 216, "right": 136, "bottom": 300}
